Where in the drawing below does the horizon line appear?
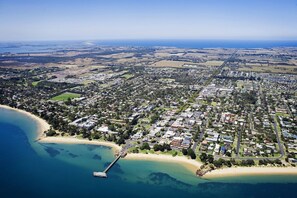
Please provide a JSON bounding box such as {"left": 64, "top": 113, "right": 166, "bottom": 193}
{"left": 1, "top": 38, "right": 297, "bottom": 43}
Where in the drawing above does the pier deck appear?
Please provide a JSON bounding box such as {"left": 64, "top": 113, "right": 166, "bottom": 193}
{"left": 93, "top": 151, "right": 126, "bottom": 178}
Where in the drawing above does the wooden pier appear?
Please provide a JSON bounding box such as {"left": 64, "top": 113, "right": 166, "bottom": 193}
{"left": 93, "top": 151, "right": 126, "bottom": 178}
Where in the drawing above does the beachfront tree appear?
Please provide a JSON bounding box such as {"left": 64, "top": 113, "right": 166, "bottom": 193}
{"left": 182, "top": 148, "right": 188, "bottom": 155}
{"left": 199, "top": 153, "right": 207, "bottom": 162}
{"left": 187, "top": 148, "right": 196, "bottom": 159}
{"left": 153, "top": 144, "right": 162, "bottom": 151}
{"left": 46, "top": 128, "right": 57, "bottom": 136}
{"left": 207, "top": 154, "right": 214, "bottom": 163}
{"left": 140, "top": 143, "right": 150, "bottom": 150}
{"left": 213, "top": 158, "right": 225, "bottom": 168}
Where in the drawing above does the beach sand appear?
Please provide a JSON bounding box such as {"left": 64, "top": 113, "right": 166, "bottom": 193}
{"left": 0, "top": 104, "right": 50, "bottom": 139}
{"left": 125, "top": 153, "right": 202, "bottom": 173}
{"left": 203, "top": 166, "right": 297, "bottom": 178}
{"left": 40, "top": 136, "right": 121, "bottom": 151}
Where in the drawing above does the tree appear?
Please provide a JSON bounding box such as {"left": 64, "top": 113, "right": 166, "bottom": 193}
{"left": 230, "top": 158, "right": 236, "bottom": 165}
{"left": 150, "top": 114, "right": 159, "bottom": 124}
{"left": 182, "top": 148, "right": 188, "bottom": 155}
{"left": 225, "top": 151, "right": 231, "bottom": 157}
{"left": 193, "top": 131, "right": 199, "bottom": 141}
{"left": 163, "top": 143, "right": 172, "bottom": 151}
{"left": 225, "top": 160, "right": 232, "bottom": 167}
{"left": 131, "top": 148, "right": 139, "bottom": 153}
{"left": 140, "top": 143, "right": 150, "bottom": 150}
{"left": 65, "top": 97, "right": 72, "bottom": 105}
{"left": 93, "top": 134, "right": 100, "bottom": 139}
{"left": 46, "top": 129, "right": 56, "bottom": 136}
{"left": 259, "top": 159, "right": 267, "bottom": 165}
{"left": 159, "top": 145, "right": 165, "bottom": 152}
{"left": 153, "top": 144, "right": 162, "bottom": 151}
{"left": 172, "top": 151, "right": 178, "bottom": 157}
{"left": 241, "top": 159, "right": 255, "bottom": 166}
{"left": 108, "top": 124, "right": 116, "bottom": 131}
{"left": 187, "top": 148, "right": 196, "bottom": 159}
{"left": 213, "top": 158, "right": 225, "bottom": 168}
{"left": 208, "top": 154, "right": 214, "bottom": 163}
{"left": 274, "top": 159, "right": 282, "bottom": 165}
{"left": 199, "top": 153, "right": 207, "bottom": 163}
{"left": 82, "top": 132, "right": 90, "bottom": 139}
{"left": 117, "top": 137, "right": 125, "bottom": 145}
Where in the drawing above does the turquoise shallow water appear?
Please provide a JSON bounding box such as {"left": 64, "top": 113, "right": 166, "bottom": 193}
{"left": 1, "top": 107, "right": 297, "bottom": 198}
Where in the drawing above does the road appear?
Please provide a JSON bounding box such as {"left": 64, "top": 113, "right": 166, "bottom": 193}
{"left": 220, "top": 155, "right": 283, "bottom": 161}
{"left": 192, "top": 52, "right": 237, "bottom": 155}
{"left": 272, "top": 117, "right": 285, "bottom": 157}
{"left": 192, "top": 141, "right": 198, "bottom": 151}
{"left": 199, "top": 128, "right": 205, "bottom": 141}
{"left": 236, "top": 125, "right": 242, "bottom": 157}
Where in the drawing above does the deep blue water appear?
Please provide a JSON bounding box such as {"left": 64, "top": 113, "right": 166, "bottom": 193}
{"left": 1, "top": 108, "right": 297, "bottom": 198}
{"left": 1, "top": 40, "right": 297, "bottom": 53}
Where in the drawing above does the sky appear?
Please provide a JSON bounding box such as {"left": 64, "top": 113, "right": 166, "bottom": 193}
{"left": 0, "top": 0, "right": 297, "bottom": 41}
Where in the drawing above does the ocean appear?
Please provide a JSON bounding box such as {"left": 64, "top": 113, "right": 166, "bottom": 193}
{"left": 1, "top": 40, "right": 297, "bottom": 53}
{"left": 0, "top": 107, "right": 297, "bottom": 198}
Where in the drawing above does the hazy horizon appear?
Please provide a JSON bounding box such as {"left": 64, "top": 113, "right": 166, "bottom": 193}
{"left": 0, "top": 0, "right": 297, "bottom": 41}
{"left": 2, "top": 38, "right": 297, "bottom": 43}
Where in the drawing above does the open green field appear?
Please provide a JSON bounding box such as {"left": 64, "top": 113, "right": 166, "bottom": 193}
{"left": 32, "top": 81, "right": 41, "bottom": 86}
{"left": 211, "top": 101, "right": 217, "bottom": 106}
{"left": 276, "top": 112, "right": 290, "bottom": 118}
{"left": 51, "top": 92, "right": 81, "bottom": 101}
{"left": 122, "top": 73, "right": 134, "bottom": 79}
{"left": 238, "top": 65, "right": 297, "bottom": 74}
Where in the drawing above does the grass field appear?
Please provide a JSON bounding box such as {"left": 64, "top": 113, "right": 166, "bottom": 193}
{"left": 211, "top": 101, "right": 217, "bottom": 106}
{"left": 150, "top": 60, "right": 198, "bottom": 68}
{"left": 32, "top": 81, "right": 41, "bottom": 86}
{"left": 122, "top": 73, "right": 134, "bottom": 79}
{"left": 276, "top": 112, "right": 290, "bottom": 117}
{"left": 51, "top": 92, "right": 81, "bottom": 101}
{"left": 238, "top": 65, "right": 297, "bottom": 74}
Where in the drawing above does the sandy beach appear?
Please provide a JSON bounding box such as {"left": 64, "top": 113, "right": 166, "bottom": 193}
{"left": 203, "top": 166, "right": 297, "bottom": 178}
{"left": 40, "top": 136, "right": 122, "bottom": 151}
{"left": 0, "top": 104, "right": 50, "bottom": 139}
{"left": 0, "top": 104, "right": 121, "bottom": 152}
{"left": 125, "top": 153, "right": 203, "bottom": 173}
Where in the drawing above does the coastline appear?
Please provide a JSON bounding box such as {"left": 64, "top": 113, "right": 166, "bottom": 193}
{"left": 40, "top": 136, "right": 122, "bottom": 151}
{"left": 203, "top": 166, "right": 297, "bottom": 179}
{"left": 125, "top": 153, "right": 202, "bottom": 173}
{"left": 0, "top": 104, "right": 121, "bottom": 152}
{"left": 0, "top": 104, "right": 50, "bottom": 139}
{"left": 1, "top": 104, "right": 297, "bottom": 179}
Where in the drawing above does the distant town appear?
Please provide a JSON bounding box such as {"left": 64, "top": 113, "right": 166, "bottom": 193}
{"left": 1, "top": 45, "right": 296, "bottom": 175}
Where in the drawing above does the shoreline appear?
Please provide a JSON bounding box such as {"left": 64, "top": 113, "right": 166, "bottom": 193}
{"left": 0, "top": 104, "right": 121, "bottom": 152}
{"left": 125, "top": 153, "right": 203, "bottom": 173}
{"left": 203, "top": 166, "right": 297, "bottom": 179}
{"left": 40, "top": 136, "right": 122, "bottom": 151}
{"left": 1, "top": 104, "right": 297, "bottom": 178}
{"left": 0, "top": 104, "right": 50, "bottom": 139}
